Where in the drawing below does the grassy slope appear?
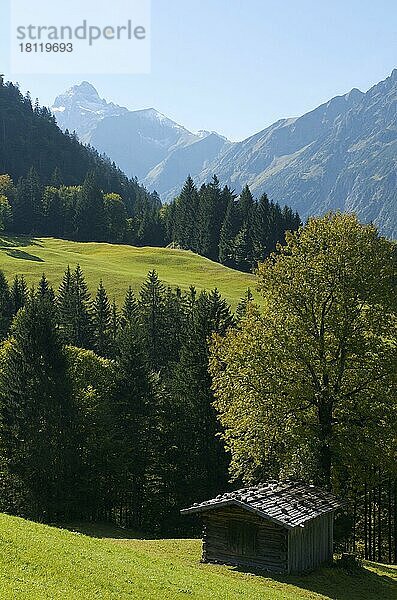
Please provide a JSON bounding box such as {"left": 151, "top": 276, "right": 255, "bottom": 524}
{"left": 0, "top": 236, "right": 255, "bottom": 307}
{"left": 0, "top": 515, "right": 396, "bottom": 600}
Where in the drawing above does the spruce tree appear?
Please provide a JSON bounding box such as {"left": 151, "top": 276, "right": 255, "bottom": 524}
{"left": 234, "top": 185, "right": 255, "bottom": 271}
{"left": 50, "top": 167, "right": 63, "bottom": 188}
{"left": 235, "top": 288, "right": 258, "bottom": 321}
{"left": 37, "top": 273, "right": 55, "bottom": 304}
{"left": 58, "top": 265, "right": 93, "bottom": 348}
{"left": 75, "top": 171, "right": 105, "bottom": 242}
{"left": 12, "top": 167, "right": 43, "bottom": 234}
{"left": 92, "top": 280, "right": 112, "bottom": 357}
{"left": 121, "top": 286, "right": 139, "bottom": 329}
{"left": 111, "top": 299, "right": 119, "bottom": 353}
{"left": 167, "top": 289, "right": 234, "bottom": 513}
{"left": 172, "top": 176, "right": 199, "bottom": 249}
{"left": 107, "top": 322, "right": 155, "bottom": 528}
{"left": 238, "top": 184, "right": 255, "bottom": 225}
{"left": 163, "top": 286, "right": 187, "bottom": 365}
{"left": 195, "top": 176, "right": 226, "bottom": 260}
{"left": 57, "top": 265, "right": 75, "bottom": 344}
{"left": 0, "top": 270, "right": 11, "bottom": 339}
{"left": 252, "top": 192, "right": 271, "bottom": 263}
{"left": 219, "top": 195, "right": 239, "bottom": 267}
{"left": 138, "top": 270, "right": 167, "bottom": 370}
{"left": 71, "top": 265, "right": 92, "bottom": 349}
{"left": 11, "top": 274, "right": 28, "bottom": 315}
{"left": 0, "top": 292, "right": 75, "bottom": 519}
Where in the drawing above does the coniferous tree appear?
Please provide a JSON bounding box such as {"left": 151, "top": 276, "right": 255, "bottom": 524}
{"left": 139, "top": 270, "right": 167, "bottom": 370}
{"left": 121, "top": 286, "right": 139, "bottom": 330}
{"left": 12, "top": 168, "right": 43, "bottom": 234}
{"left": 234, "top": 186, "right": 255, "bottom": 271}
{"left": 234, "top": 223, "right": 253, "bottom": 271}
{"left": 235, "top": 288, "right": 256, "bottom": 321}
{"left": 195, "top": 176, "right": 228, "bottom": 260}
{"left": 0, "top": 270, "right": 11, "bottom": 339}
{"left": 42, "top": 186, "right": 64, "bottom": 237}
{"left": 11, "top": 275, "right": 28, "bottom": 315}
{"left": 75, "top": 172, "right": 105, "bottom": 242}
{"left": 59, "top": 265, "right": 93, "bottom": 349}
{"left": 219, "top": 194, "right": 239, "bottom": 267}
{"left": 172, "top": 176, "right": 199, "bottom": 249}
{"left": 92, "top": 281, "right": 112, "bottom": 357}
{"left": 107, "top": 322, "right": 156, "bottom": 528}
{"left": 167, "top": 289, "right": 234, "bottom": 517}
{"left": 111, "top": 299, "right": 119, "bottom": 352}
{"left": 37, "top": 273, "right": 55, "bottom": 304}
{"left": 238, "top": 185, "right": 255, "bottom": 225}
{"left": 163, "top": 286, "right": 187, "bottom": 365}
{"left": 0, "top": 292, "right": 76, "bottom": 519}
{"left": 50, "top": 167, "right": 63, "bottom": 188}
{"left": 252, "top": 192, "right": 271, "bottom": 263}
{"left": 57, "top": 265, "right": 74, "bottom": 344}
{"left": 71, "top": 265, "right": 92, "bottom": 349}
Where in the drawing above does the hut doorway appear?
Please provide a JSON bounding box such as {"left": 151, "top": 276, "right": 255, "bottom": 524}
{"left": 227, "top": 520, "right": 258, "bottom": 556}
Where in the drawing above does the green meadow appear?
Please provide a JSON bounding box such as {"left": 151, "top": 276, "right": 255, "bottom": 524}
{"left": 0, "top": 236, "right": 256, "bottom": 306}
{"left": 0, "top": 514, "right": 396, "bottom": 600}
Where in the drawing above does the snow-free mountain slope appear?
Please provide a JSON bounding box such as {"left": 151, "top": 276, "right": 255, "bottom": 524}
{"left": 90, "top": 108, "right": 198, "bottom": 179}
{"left": 192, "top": 70, "right": 397, "bottom": 237}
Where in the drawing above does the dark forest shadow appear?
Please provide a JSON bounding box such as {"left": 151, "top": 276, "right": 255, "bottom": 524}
{"left": 232, "top": 562, "right": 397, "bottom": 600}
{"left": 0, "top": 235, "right": 42, "bottom": 248}
{"left": 58, "top": 521, "right": 157, "bottom": 540}
{"left": 3, "top": 248, "right": 44, "bottom": 262}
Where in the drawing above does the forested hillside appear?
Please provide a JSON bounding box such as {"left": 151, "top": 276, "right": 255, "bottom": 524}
{"left": 0, "top": 80, "right": 162, "bottom": 245}
{"left": 0, "top": 266, "right": 241, "bottom": 531}
{"left": 0, "top": 214, "right": 396, "bottom": 559}
{"left": 0, "top": 79, "right": 300, "bottom": 273}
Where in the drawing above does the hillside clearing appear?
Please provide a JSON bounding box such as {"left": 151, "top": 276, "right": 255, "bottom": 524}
{"left": 0, "top": 236, "right": 256, "bottom": 306}
{"left": 0, "top": 514, "right": 396, "bottom": 599}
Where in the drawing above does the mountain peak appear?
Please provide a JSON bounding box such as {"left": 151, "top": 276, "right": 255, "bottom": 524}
{"left": 52, "top": 81, "right": 127, "bottom": 143}
{"left": 72, "top": 81, "right": 100, "bottom": 97}
{"left": 389, "top": 68, "right": 397, "bottom": 81}
{"left": 345, "top": 87, "right": 364, "bottom": 102}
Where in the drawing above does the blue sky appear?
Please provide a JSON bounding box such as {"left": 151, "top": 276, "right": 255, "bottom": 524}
{"left": 2, "top": 0, "right": 397, "bottom": 140}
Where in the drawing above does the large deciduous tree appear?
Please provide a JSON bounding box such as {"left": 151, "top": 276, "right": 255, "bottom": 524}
{"left": 210, "top": 213, "right": 397, "bottom": 490}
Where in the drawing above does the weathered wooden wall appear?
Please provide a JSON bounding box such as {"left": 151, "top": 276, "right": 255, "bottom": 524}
{"left": 202, "top": 505, "right": 288, "bottom": 572}
{"left": 288, "top": 512, "right": 334, "bottom": 572}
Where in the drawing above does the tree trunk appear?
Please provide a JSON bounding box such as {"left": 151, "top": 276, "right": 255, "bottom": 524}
{"left": 317, "top": 399, "right": 333, "bottom": 488}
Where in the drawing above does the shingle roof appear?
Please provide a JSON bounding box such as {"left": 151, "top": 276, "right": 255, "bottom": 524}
{"left": 180, "top": 481, "right": 342, "bottom": 529}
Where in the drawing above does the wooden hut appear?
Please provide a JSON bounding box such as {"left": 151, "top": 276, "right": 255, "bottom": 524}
{"left": 181, "top": 481, "right": 341, "bottom": 573}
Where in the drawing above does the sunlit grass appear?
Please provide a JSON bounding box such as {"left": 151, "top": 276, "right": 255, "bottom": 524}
{"left": 0, "top": 514, "right": 396, "bottom": 599}
{"left": 0, "top": 236, "right": 256, "bottom": 307}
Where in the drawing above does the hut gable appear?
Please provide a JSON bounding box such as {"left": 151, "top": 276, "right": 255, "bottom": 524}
{"left": 181, "top": 481, "right": 342, "bottom": 573}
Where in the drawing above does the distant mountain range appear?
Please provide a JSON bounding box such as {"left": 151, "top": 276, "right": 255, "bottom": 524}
{"left": 52, "top": 82, "right": 229, "bottom": 182}
{"left": 52, "top": 71, "right": 397, "bottom": 237}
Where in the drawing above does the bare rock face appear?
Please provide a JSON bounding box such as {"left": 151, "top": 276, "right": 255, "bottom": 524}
{"left": 192, "top": 69, "right": 397, "bottom": 238}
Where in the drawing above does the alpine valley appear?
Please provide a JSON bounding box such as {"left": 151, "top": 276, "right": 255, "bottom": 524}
{"left": 52, "top": 70, "right": 397, "bottom": 238}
